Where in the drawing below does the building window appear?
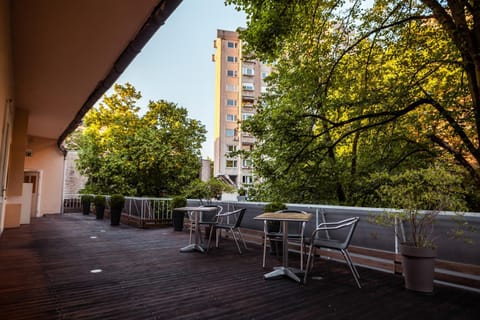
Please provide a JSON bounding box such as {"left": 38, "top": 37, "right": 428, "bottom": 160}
{"left": 226, "top": 129, "right": 235, "bottom": 137}
{"left": 242, "top": 159, "right": 253, "bottom": 168}
{"left": 242, "top": 83, "right": 254, "bottom": 91}
{"left": 261, "top": 71, "right": 269, "bottom": 79}
{"left": 226, "top": 84, "right": 237, "bottom": 92}
{"left": 243, "top": 67, "right": 254, "bottom": 76}
{"left": 242, "top": 175, "right": 253, "bottom": 184}
{"left": 227, "top": 41, "right": 237, "bottom": 48}
{"left": 242, "top": 113, "right": 253, "bottom": 121}
{"left": 227, "top": 99, "right": 237, "bottom": 106}
{"left": 227, "top": 145, "right": 237, "bottom": 152}
{"left": 227, "top": 56, "right": 238, "bottom": 63}
{"left": 227, "top": 114, "right": 237, "bottom": 121}
{"left": 227, "top": 70, "right": 237, "bottom": 77}
{"left": 226, "top": 159, "right": 238, "bottom": 168}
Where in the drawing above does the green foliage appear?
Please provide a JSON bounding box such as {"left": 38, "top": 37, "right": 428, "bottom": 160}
{"left": 371, "top": 166, "right": 468, "bottom": 248}
{"left": 109, "top": 194, "right": 125, "bottom": 210}
{"left": 93, "top": 195, "right": 106, "bottom": 207}
{"left": 183, "top": 179, "right": 234, "bottom": 200}
{"left": 227, "top": 0, "right": 480, "bottom": 208}
{"left": 81, "top": 194, "right": 93, "bottom": 204}
{"left": 171, "top": 196, "right": 187, "bottom": 209}
{"left": 238, "top": 187, "right": 247, "bottom": 196}
{"left": 263, "top": 202, "right": 287, "bottom": 213}
{"left": 68, "top": 83, "right": 206, "bottom": 196}
{"left": 263, "top": 202, "right": 286, "bottom": 232}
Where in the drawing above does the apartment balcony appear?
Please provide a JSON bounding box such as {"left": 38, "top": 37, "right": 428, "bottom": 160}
{"left": 242, "top": 90, "right": 255, "bottom": 103}
{"left": 241, "top": 134, "right": 256, "bottom": 145}
{"left": 0, "top": 208, "right": 479, "bottom": 319}
{"left": 242, "top": 103, "right": 255, "bottom": 110}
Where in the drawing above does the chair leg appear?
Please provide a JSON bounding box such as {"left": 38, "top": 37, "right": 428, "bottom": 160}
{"left": 262, "top": 234, "right": 268, "bottom": 268}
{"left": 189, "top": 222, "right": 194, "bottom": 244}
{"left": 303, "top": 244, "right": 315, "bottom": 284}
{"left": 341, "top": 249, "right": 361, "bottom": 288}
{"left": 344, "top": 250, "right": 360, "bottom": 280}
{"left": 231, "top": 229, "right": 242, "bottom": 254}
{"left": 215, "top": 228, "right": 220, "bottom": 248}
{"left": 237, "top": 228, "right": 248, "bottom": 250}
{"left": 207, "top": 225, "right": 216, "bottom": 252}
{"left": 300, "top": 239, "right": 304, "bottom": 271}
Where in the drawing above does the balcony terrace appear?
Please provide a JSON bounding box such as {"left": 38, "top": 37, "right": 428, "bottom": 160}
{"left": 0, "top": 211, "right": 479, "bottom": 319}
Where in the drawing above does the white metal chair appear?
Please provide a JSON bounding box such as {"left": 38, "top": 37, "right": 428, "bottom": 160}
{"left": 262, "top": 210, "right": 308, "bottom": 270}
{"left": 303, "top": 216, "right": 361, "bottom": 288}
{"left": 207, "top": 208, "right": 247, "bottom": 254}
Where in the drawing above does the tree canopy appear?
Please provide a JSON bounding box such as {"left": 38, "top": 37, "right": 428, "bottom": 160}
{"left": 227, "top": 0, "right": 480, "bottom": 209}
{"left": 68, "top": 83, "right": 206, "bottom": 196}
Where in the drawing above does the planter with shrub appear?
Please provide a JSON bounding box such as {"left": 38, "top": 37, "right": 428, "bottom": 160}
{"left": 264, "top": 202, "right": 287, "bottom": 255}
{"left": 171, "top": 196, "right": 187, "bottom": 231}
{"left": 109, "top": 194, "right": 125, "bottom": 226}
{"left": 94, "top": 195, "right": 106, "bottom": 220}
{"left": 371, "top": 166, "right": 469, "bottom": 293}
{"left": 81, "top": 194, "right": 93, "bottom": 215}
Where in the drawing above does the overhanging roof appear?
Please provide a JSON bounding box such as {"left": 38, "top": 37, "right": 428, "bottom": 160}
{"left": 11, "top": 0, "right": 182, "bottom": 147}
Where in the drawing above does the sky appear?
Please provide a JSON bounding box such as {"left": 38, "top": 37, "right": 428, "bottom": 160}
{"left": 112, "top": 1, "right": 247, "bottom": 159}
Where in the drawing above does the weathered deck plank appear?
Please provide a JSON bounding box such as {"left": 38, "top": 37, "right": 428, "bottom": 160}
{"left": 0, "top": 213, "right": 478, "bottom": 320}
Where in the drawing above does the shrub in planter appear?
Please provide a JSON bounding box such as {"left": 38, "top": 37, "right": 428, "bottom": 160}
{"left": 237, "top": 187, "right": 247, "bottom": 201}
{"left": 109, "top": 194, "right": 125, "bottom": 226}
{"left": 371, "top": 166, "right": 470, "bottom": 293}
{"left": 94, "top": 195, "right": 106, "bottom": 220}
{"left": 171, "top": 196, "right": 187, "bottom": 231}
{"left": 81, "top": 194, "right": 93, "bottom": 215}
{"left": 264, "top": 202, "right": 287, "bottom": 232}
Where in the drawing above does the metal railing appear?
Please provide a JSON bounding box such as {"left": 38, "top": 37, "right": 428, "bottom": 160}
{"left": 122, "top": 197, "right": 173, "bottom": 224}
{"left": 63, "top": 194, "right": 82, "bottom": 212}
{"left": 63, "top": 194, "right": 173, "bottom": 226}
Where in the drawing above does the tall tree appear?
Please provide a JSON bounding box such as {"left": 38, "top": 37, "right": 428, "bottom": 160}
{"left": 69, "top": 83, "right": 206, "bottom": 196}
{"left": 228, "top": 0, "right": 480, "bottom": 206}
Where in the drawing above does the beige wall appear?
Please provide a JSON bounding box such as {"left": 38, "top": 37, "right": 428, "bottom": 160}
{"left": 4, "top": 109, "right": 28, "bottom": 228}
{"left": 6, "top": 109, "right": 27, "bottom": 196}
{"left": 24, "top": 137, "right": 65, "bottom": 215}
{"left": 0, "top": 0, "right": 15, "bottom": 233}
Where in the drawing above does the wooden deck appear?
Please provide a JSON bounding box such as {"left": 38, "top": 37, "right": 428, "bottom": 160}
{"left": 0, "top": 213, "right": 478, "bottom": 320}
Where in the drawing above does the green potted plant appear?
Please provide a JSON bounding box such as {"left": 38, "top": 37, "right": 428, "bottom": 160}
{"left": 109, "top": 194, "right": 125, "bottom": 226}
{"left": 94, "top": 195, "right": 106, "bottom": 220}
{"left": 264, "top": 201, "right": 287, "bottom": 255}
{"left": 171, "top": 196, "right": 187, "bottom": 231}
{"left": 80, "top": 194, "right": 93, "bottom": 215}
{"left": 371, "top": 166, "right": 468, "bottom": 293}
{"left": 237, "top": 187, "right": 247, "bottom": 201}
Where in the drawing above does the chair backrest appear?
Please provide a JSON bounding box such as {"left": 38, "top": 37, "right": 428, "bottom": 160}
{"left": 315, "top": 217, "right": 359, "bottom": 250}
{"left": 219, "top": 208, "right": 246, "bottom": 228}
{"left": 232, "top": 208, "right": 246, "bottom": 228}
{"left": 342, "top": 217, "right": 359, "bottom": 248}
{"left": 200, "top": 205, "right": 223, "bottom": 222}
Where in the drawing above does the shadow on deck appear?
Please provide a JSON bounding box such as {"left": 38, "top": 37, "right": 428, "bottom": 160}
{"left": 0, "top": 213, "right": 478, "bottom": 320}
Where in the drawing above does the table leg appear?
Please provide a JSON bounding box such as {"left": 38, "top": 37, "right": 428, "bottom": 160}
{"left": 180, "top": 211, "right": 206, "bottom": 253}
{"left": 263, "top": 220, "right": 303, "bottom": 282}
{"left": 264, "top": 266, "right": 302, "bottom": 282}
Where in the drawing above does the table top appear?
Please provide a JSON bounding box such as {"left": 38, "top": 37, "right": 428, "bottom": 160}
{"left": 174, "top": 206, "right": 218, "bottom": 212}
{"left": 254, "top": 212, "right": 313, "bottom": 222}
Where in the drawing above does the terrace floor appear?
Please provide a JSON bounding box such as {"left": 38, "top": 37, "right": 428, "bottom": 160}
{"left": 0, "top": 213, "right": 478, "bottom": 320}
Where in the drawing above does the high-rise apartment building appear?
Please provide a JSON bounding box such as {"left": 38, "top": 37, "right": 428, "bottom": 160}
{"left": 212, "top": 29, "right": 271, "bottom": 188}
